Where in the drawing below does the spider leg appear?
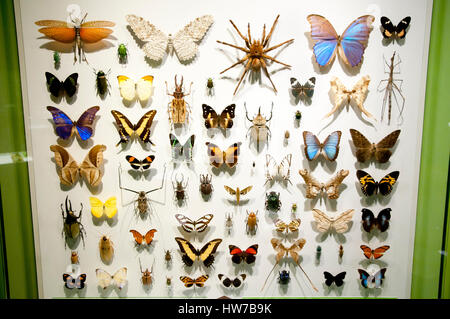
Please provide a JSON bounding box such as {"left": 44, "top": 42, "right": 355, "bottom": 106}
{"left": 228, "top": 20, "right": 250, "bottom": 48}
{"left": 263, "top": 15, "right": 280, "bottom": 47}
{"left": 262, "top": 53, "right": 291, "bottom": 68}
{"left": 219, "top": 55, "right": 249, "bottom": 74}
{"left": 263, "top": 39, "right": 294, "bottom": 53}
{"left": 233, "top": 59, "right": 252, "bottom": 95}
{"left": 247, "top": 23, "right": 252, "bottom": 45}
{"left": 216, "top": 40, "right": 250, "bottom": 53}
{"left": 260, "top": 58, "right": 277, "bottom": 92}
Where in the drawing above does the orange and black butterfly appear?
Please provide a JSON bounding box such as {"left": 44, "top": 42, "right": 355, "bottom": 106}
{"left": 356, "top": 170, "right": 399, "bottom": 196}
{"left": 126, "top": 155, "right": 155, "bottom": 171}
{"left": 180, "top": 275, "right": 209, "bottom": 288}
{"left": 202, "top": 104, "right": 236, "bottom": 129}
{"left": 360, "top": 245, "right": 390, "bottom": 260}
{"left": 175, "top": 237, "right": 222, "bottom": 267}
{"left": 228, "top": 244, "right": 258, "bottom": 264}
{"left": 35, "top": 14, "right": 115, "bottom": 63}
{"left": 205, "top": 142, "right": 241, "bottom": 169}
{"left": 130, "top": 229, "right": 157, "bottom": 246}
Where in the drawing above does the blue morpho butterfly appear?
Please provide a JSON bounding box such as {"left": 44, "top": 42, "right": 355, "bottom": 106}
{"left": 47, "top": 106, "right": 100, "bottom": 141}
{"left": 302, "top": 131, "right": 342, "bottom": 161}
{"left": 362, "top": 208, "right": 391, "bottom": 232}
{"left": 307, "top": 15, "right": 375, "bottom": 67}
{"left": 358, "top": 268, "right": 386, "bottom": 289}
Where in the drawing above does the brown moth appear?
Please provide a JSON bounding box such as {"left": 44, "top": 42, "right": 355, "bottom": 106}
{"left": 298, "top": 169, "right": 349, "bottom": 199}
{"left": 99, "top": 235, "right": 114, "bottom": 264}
{"left": 224, "top": 185, "right": 253, "bottom": 205}
{"left": 349, "top": 129, "right": 400, "bottom": 163}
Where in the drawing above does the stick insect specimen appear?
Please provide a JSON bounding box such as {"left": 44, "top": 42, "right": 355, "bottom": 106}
{"left": 217, "top": 15, "right": 294, "bottom": 95}
{"left": 378, "top": 51, "right": 405, "bottom": 125}
{"left": 118, "top": 164, "right": 166, "bottom": 215}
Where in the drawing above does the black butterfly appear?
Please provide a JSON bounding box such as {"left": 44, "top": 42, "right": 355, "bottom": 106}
{"left": 356, "top": 170, "right": 399, "bottom": 196}
{"left": 45, "top": 72, "right": 78, "bottom": 98}
{"left": 362, "top": 208, "right": 391, "bottom": 232}
{"left": 380, "top": 16, "right": 411, "bottom": 40}
{"left": 323, "top": 271, "right": 346, "bottom": 287}
{"left": 218, "top": 274, "right": 246, "bottom": 288}
{"left": 290, "top": 77, "right": 316, "bottom": 99}
{"left": 126, "top": 155, "right": 155, "bottom": 170}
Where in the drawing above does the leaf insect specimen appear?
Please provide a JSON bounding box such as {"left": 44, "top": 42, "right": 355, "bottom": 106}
{"left": 217, "top": 15, "right": 294, "bottom": 95}
{"left": 245, "top": 103, "right": 273, "bottom": 150}
{"left": 166, "top": 75, "right": 192, "bottom": 125}
{"left": 172, "top": 173, "right": 188, "bottom": 205}
{"left": 117, "top": 43, "right": 128, "bottom": 64}
{"left": 99, "top": 235, "right": 114, "bottom": 264}
{"left": 118, "top": 164, "right": 166, "bottom": 215}
{"left": 61, "top": 196, "right": 86, "bottom": 248}
{"left": 126, "top": 14, "right": 214, "bottom": 63}
{"left": 245, "top": 210, "right": 258, "bottom": 235}
{"left": 377, "top": 51, "right": 406, "bottom": 125}
{"left": 35, "top": 13, "right": 115, "bottom": 63}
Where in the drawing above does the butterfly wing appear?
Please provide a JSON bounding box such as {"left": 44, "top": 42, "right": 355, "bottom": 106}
{"left": 181, "top": 135, "right": 195, "bottom": 160}
{"left": 218, "top": 104, "right": 236, "bottom": 129}
{"left": 239, "top": 186, "right": 253, "bottom": 196}
{"left": 372, "top": 245, "right": 390, "bottom": 259}
{"left": 303, "top": 131, "right": 322, "bottom": 161}
{"left": 194, "top": 275, "right": 209, "bottom": 287}
{"left": 358, "top": 269, "right": 371, "bottom": 288}
{"left": 172, "top": 15, "right": 214, "bottom": 62}
{"left": 374, "top": 130, "right": 401, "bottom": 163}
{"left": 334, "top": 272, "right": 346, "bottom": 287}
{"left": 96, "top": 269, "right": 113, "bottom": 289}
{"left": 378, "top": 171, "right": 400, "bottom": 196}
{"left": 307, "top": 15, "right": 339, "bottom": 67}
{"left": 312, "top": 209, "right": 333, "bottom": 233}
{"left": 287, "top": 239, "right": 306, "bottom": 264}
{"left": 349, "top": 129, "right": 373, "bottom": 162}
{"left": 242, "top": 245, "right": 258, "bottom": 264}
{"left": 322, "top": 131, "right": 342, "bottom": 161}
{"left": 126, "top": 14, "right": 168, "bottom": 61}
{"left": 136, "top": 75, "right": 154, "bottom": 101}
{"left": 112, "top": 267, "right": 127, "bottom": 289}
{"left": 395, "top": 17, "right": 411, "bottom": 39}
{"left": 111, "top": 110, "right": 135, "bottom": 145}
{"left": 351, "top": 75, "right": 372, "bottom": 119}
{"left": 63, "top": 274, "right": 76, "bottom": 289}
{"left": 75, "top": 274, "right": 87, "bottom": 289}
{"left": 380, "top": 16, "right": 396, "bottom": 39}
{"left": 373, "top": 268, "right": 387, "bottom": 288}
{"left": 202, "top": 104, "right": 219, "bottom": 128}
{"left": 361, "top": 208, "right": 376, "bottom": 232}
{"left": 102, "top": 197, "right": 117, "bottom": 218}
{"left": 298, "top": 169, "right": 323, "bottom": 199}
{"left": 356, "top": 170, "right": 377, "bottom": 196}
{"left": 271, "top": 238, "right": 288, "bottom": 263}
{"left": 75, "top": 106, "right": 100, "bottom": 141}
{"left": 288, "top": 219, "right": 301, "bottom": 233}
{"left": 62, "top": 73, "right": 78, "bottom": 97}
{"left": 275, "top": 219, "right": 288, "bottom": 233}
{"left": 205, "top": 142, "right": 224, "bottom": 168}
{"left": 290, "top": 77, "right": 303, "bottom": 98}
{"left": 49, "top": 144, "right": 79, "bottom": 185}
{"left": 339, "top": 15, "right": 375, "bottom": 67}
{"left": 45, "top": 72, "right": 62, "bottom": 97}
{"left": 134, "top": 110, "right": 157, "bottom": 145}
{"left": 331, "top": 209, "right": 354, "bottom": 233}
{"left": 47, "top": 106, "right": 75, "bottom": 140}
{"left": 130, "top": 230, "right": 144, "bottom": 245}
{"left": 360, "top": 245, "right": 374, "bottom": 259}
{"left": 90, "top": 197, "right": 105, "bottom": 218}
{"left": 144, "top": 229, "right": 157, "bottom": 245}
{"left": 79, "top": 144, "right": 106, "bottom": 187}
{"left": 324, "top": 169, "right": 349, "bottom": 199}
{"left": 278, "top": 154, "right": 292, "bottom": 181}
{"left": 198, "top": 238, "right": 222, "bottom": 267}
{"left": 223, "top": 143, "right": 242, "bottom": 168}
{"left": 194, "top": 214, "right": 214, "bottom": 233}
{"left": 175, "top": 237, "right": 199, "bottom": 267}
{"left": 376, "top": 208, "right": 392, "bottom": 232}
{"left": 180, "top": 276, "right": 195, "bottom": 288}
{"left": 323, "top": 271, "right": 335, "bottom": 287}
{"left": 117, "top": 75, "right": 136, "bottom": 101}
{"left": 175, "top": 214, "right": 195, "bottom": 233}
{"left": 229, "top": 245, "right": 244, "bottom": 264}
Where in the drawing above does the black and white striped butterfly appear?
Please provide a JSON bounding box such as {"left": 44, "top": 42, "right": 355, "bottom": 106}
{"left": 63, "top": 273, "right": 86, "bottom": 289}
{"left": 290, "top": 77, "right": 316, "bottom": 100}
{"left": 169, "top": 134, "right": 195, "bottom": 161}
{"left": 175, "top": 214, "right": 214, "bottom": 233}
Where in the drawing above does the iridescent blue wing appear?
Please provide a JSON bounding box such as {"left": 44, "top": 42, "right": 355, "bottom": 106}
{"left": 75, "top": 274, "right": 87, "bottom": 289}
{"left": 377, "top": 208, "right": 392, "bottom": 232}
{"left": 75, "top": 106, "right": 100, "bottom": 141}
{"left": 361, "top": 208, "right": 375, "bottom": 232}
{"left": 357, "top": 269, "right": 370, "bottom": 288}
{"left": 322, "top": 131, "right": 341, "bottom": 161}
{"left": 373, "top": 268, "right": 386, "bottom": 288}
{"left": 47, "top": 106, "right": 75, "bottom": 140}
{"left": 63, "top": 273, "right": 76, "bottom": 289}
{"left": 340, "top": 15, "right": 375, "bottom": 67}
{"left": 307, "top": 15, "right": 339, "bottom": 67}
{"left": 302, "top": 131, "right": 321, "bottom": 161}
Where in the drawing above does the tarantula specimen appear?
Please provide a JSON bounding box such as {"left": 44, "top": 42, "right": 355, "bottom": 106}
{"left": 217, "top": 15, "right": 294, "bottom": 95}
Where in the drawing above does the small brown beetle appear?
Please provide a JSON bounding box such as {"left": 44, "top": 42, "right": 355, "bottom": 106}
{"left": 173, "top": 173, "right": 188, "bottom": 204}
{"left": 139, "top": 258, "right": 153, "bottom": 286}
{"left": 164, "top": 249, "right": 173, "bottom": 264}
{"left": 199, "top": 174, "right": 213, "bottom": 197}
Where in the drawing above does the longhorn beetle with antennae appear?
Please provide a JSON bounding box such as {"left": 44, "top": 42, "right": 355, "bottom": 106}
{"left": 165, "top": 75, "right": 193, "bottom": 126}
{"left": 118, "top": 164, "right": 166, "bottom": 215}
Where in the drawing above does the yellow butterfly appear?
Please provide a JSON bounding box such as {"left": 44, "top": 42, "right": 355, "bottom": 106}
{"left": 89, "top": 196, "right": 117, "bottom": 218}
{"left": 117, "top": 75, "right": 154, "bottom": 102}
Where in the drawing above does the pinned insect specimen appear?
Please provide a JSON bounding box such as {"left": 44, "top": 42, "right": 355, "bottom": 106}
{"left": 218, "top": 274, "right": 246, "bottom": 288}
{"left": 206, "top": 78, "right": 214, "bottom": 95}
{"left": 94, "top": 69, "right": 110, "bottom": 96}
{"left": 327, "top": 75, "right": 373, "bottom": 120}
{"left": 278, "top": 270, "right": 290, "bottom": 285}
{"left": 61, "top": 196, "right": 86, "bottom": 248}
{"left": 224, "top": 185, "right": 252, "bottom": 205}
{"left": 245, "top": 103, "right": 273, "bottom": 150}
{"left": 199, "top": 174, "right": 213, "bottom": 197}
{"left": 290, "top": 77, "right": 316, "bottom": 102}
{"left": 71, "top": 251, "right": 79, "bottom": 264}
{"left": 265, "top": 154, "right": 292, "bottom": 185}
{"left": 53, "top": 51, "right": 61, "bottom": 68}
{"left": 217, "top": 15, "right": 294, "bottom": 94}
{"left": 164, "top": 250, "right": 173, "bottom": 264}
{"left": 172, "top": 173, "right": 188, "bottom": 204}
{"left": 225, "top": 213, "right": 233, "bottom": 234}
{"left": 35, "top": 13, "right": 115, "bottom": 63}
{"left": 265, "top": 192, "right": 282, "bottom": 212}
{"left": 274, "top": 218, "right": 301, "bottom": 234}
{"left": 312, "top": 209, "right": 355, "bottom": 234}
{"left": 139, "top": 259, "right": 153, "bottom": 286}
{"left": 298, "top": 169, "right": 349, "bottom": 199}
{"left": 166, "top": 75, "right": 192, "bottom": 125}
{"left": 324, "top": 271, "right": 346, "bottom": 287}
{"left": 262, "top": 238, "right": 318, "bottom": 292}
{"left": 126, "top": 14, "right": 213, "bottom": 63}
{"left": 117, "top": 43, "right": 128, "bottom": 64}
{"left": 295, "top": 110, "right": 302, "bottom": 121}
{"left": 291, "top": 203, "right": 297, "bottom": 213}
{"left": 96, "top": 267, "right": 127, "bottom": 290}
{"left": 284, "top": 130, "right": 290, "bottom": 141}
{"left": 166, "top": 277, "right": 172, "bottom": 287}
{"left": 246, "top": 210, "right": 258, "bottom": 234}
{"left": 99, "top": 235, "right": 114, "bottom": 264}
{"left": 130, "top": 229, "right": 157, "bottom": 247}
{"left": 175, "top": 214, "right": 213, "bottom": 234}
{"left": 118, "top": 164, "right": 166, "bottom": 215}
{"left": 339, "top": 245, "right": 344, "bottom": 259}
{"left": 111, "top": 110, "right": 157, "bottom": 147}
{"left": 377, "top": 51, "right": 405, "bottom": 125}
{"left": 316, "top": 246, "right": 322, "bottom": 263}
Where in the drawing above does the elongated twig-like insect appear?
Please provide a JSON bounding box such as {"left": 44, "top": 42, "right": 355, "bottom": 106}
{"left": 377, "top": 51, "right": 405, "bottom": 125}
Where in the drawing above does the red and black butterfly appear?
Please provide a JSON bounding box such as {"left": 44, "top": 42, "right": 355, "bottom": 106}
{"left": 228, "top": 244, "right": 258, "bottom": 264}
{"left": 126, "top": 155, "right": 155, "bottom": 170}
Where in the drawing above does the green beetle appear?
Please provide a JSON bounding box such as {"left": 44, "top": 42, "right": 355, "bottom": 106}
{"left": 53, "top": 51, "right": 61, "bottom": 68}
{"left": 265, "top": 191, "right": 282, "bottom": 212}
{"left": 117, "top": 43, "right": 128, "bottom": 63}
